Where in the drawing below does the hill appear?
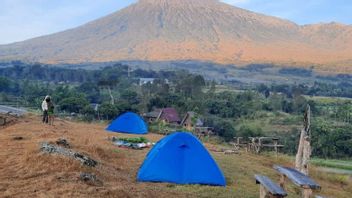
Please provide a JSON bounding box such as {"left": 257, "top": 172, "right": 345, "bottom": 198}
{"left": 0, "top": 115, "right": 351, "bottom": 197}
{"left": 0, "top": 0, "right": 352, "bottom": 73}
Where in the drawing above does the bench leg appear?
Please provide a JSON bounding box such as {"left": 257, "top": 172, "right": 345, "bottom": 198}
{"left": 279, "top": 174, "right": 286, "bottom": 190}
{"left": 259, "top": 184, "right": 268, "bottom": 198}
{"left": 260, "top": 184, "right": 283, "bottom": 198}
{"left": 302, "top": 188, "right": 313, "bottom": 198}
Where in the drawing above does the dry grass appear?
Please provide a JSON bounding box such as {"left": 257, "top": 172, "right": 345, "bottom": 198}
{"left": 0, "top": 115, "right": 350, "bottom": 197}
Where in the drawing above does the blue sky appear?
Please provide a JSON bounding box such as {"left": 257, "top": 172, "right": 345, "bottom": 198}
{"left": 0, "top": 0, "right": 351, "bottom": 44}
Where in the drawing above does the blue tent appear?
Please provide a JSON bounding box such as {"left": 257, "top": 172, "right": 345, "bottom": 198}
{"left": 106, "top": 112, "right": 148, "bottom": 134}
{"left": 137, "top": 132, "right": 226, "bottom": 186}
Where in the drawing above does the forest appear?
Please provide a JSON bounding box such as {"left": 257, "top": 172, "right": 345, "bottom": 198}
{"left": 0, "top": 63, "right": 351, "bottom": 159}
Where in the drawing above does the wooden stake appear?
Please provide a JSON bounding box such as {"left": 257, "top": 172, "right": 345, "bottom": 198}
{"left": 302, "top": 188, "right": 313, "bottom": 198}
{"left": 279, "top": 174, "right": 286, "bottom": 190}
{"left": 260, "top": 184, "right": 268, "bottom": 198}
{"left": 295, "top": 105, "right": 311, "bottom": 175}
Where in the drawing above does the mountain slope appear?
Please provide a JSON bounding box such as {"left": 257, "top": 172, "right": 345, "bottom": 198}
{"left": 0, "top": 0, "right": 352, "bottom": 72}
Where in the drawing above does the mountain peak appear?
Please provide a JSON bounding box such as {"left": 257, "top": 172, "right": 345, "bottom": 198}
{"left": 140, "top": 0, "right": 216, "bottom": 3}
{"left": 0, "top": 0, "right": 351, "bottom": 73}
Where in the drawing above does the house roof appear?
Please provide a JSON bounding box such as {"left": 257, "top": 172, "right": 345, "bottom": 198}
{"left": 160, "top": 108, "right": 180, "bottom": 123}
{"left": 144, "top": 110, "right": 161, "bottom": 118}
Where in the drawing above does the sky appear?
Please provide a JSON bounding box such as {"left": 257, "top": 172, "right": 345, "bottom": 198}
{"left": 0, "top": 0, "right": 351, "bottom": 44}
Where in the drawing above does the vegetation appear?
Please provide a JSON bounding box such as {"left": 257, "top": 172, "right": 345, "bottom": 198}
{"left": 118, "top": 137, "right": 149, "bottom": 143}
{"left": 0, "top": 63, "right": 352, "bottom": 159}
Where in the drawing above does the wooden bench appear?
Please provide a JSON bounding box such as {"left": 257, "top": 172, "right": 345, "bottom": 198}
{"left": 273, "top": 165, "right": 321, "bottom": 198}
{"left": 255, "top": 175, "right": 287, "bottom": 198}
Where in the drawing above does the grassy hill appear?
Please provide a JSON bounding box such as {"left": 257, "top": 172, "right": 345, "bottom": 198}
{"left": 0, "top": 115, "right": 351, "bottom": 197}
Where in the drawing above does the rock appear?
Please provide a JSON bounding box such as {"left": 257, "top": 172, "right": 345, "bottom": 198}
{"left": 13, "top": 136, "right": 24, "bottom": 141}
{"left": 79, "top": 173, "right": 103, "bottom": 186}
{"left": 224, "top": 149, "right": 238, "bottom": 155}
{"left": 40, "top": 142, "right": 98, "bottom": 167}
{"left": 56, "top": 138, "right": 70, "bottom": 148}
{"left": 73, "top": 153, "right": 98, "bottom": 167}
{"left": 0, "top": 117, "right": 6, "bottom": 126}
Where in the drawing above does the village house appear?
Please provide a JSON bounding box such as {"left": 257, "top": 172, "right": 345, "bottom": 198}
{"left": 180, "top": 111, "right": 203, "bottom": 131}
{"left": 139, "top": 78, "right": 155, "bottom": 86}
{"left": 143, "top": 107, "right": 181, "bottom": 124}
{"left": 143, "top": 110, "right": 161, "bottom": 123}
{"left": 139, "top": 78, "right": 170, "bottom": 86}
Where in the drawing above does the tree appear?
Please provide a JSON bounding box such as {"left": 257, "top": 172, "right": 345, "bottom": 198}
{"left": 213, "top": 120, "right": 236, "bottom": 141}
{"left": 120, "top": 90, "right": 140, "bottom": 105}
{"left": 77, "top": 82, "right": 101, "bottom": 103}
{"left": 237, "top": 125, "right": 263, "bottom": 139}
{"left": 98, "top": 103, "right": 119, "bottom": 120}
{"left": 59, "top": 97, "right": 90, "bottom": 113}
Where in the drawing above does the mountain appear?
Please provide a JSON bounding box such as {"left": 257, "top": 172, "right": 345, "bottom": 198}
{"left": 0, "top": 0, "right": 352, "bottom": 73}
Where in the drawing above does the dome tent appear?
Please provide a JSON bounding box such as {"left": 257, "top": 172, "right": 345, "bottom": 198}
{"left": 137, "top": 132, "right": 226, "bottom": 186}
{"left": 106, "top": 112, "right": 148, "bottom": 134}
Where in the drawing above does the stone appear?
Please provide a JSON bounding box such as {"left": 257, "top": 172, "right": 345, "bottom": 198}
{"left": 56, "top": 138, "right": 71, "bottom": 148}
{"left": 79, "top": 173, "right": 103, "bottom": 186}
{"left": 40, "top": 142, "right": 98, "bottom": 167}
{"left": 13, "top": 136, "right": 24, "bottom": 141}
{"left": 0, "top": 117, "right": 6, "bottom": 126}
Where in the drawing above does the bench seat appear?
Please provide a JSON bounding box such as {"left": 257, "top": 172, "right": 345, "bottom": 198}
{"left": 273, "top": 165, "right": 321, "bottom": 190}
{"left": 255, "top": 174, "right": 287, "bottom": 197}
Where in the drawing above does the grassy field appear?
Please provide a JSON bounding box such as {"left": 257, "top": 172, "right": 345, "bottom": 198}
{"left": 169, "top": 152, "right": 352, "bottom": 198}
{"left": 305, "top": 95, "right": 352, "bottom": 104}
{"left": 312, "top": 158, "right": 352, "bottom": 171}
{"left": 1, "top": 115, "right": 351, "bottom": 197}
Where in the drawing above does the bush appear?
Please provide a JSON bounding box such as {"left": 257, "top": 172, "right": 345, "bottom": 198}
{"left": 213, "top": 120, "right": 236, "bottom": 142}
{"left": 59, "top": 97, "right": 90, "bottom": 113}
{"left": 237, "top": 125, "right": 263, "bottom": 139}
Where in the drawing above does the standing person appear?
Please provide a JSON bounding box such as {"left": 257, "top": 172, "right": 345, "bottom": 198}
{"left": 47, "top": 97, "right": 55, "bottom": 125}
{"left": 42, "top": 96, "right": 49, "bottom": 124}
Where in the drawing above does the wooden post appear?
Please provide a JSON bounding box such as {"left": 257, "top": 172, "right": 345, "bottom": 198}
{"left": 302, "top": 188, "right": 313, "bottom": 198}
{"left": 260, "top": 184, "right": 268, "bottom": 198}
{"left": 295, "top": 105, "right": 311, "bottom": 175}
{"left": 279, "top": 174, "right": 286, "bottom": 190}
{"left": 257, "top": 138, "right": 262, "bottom": 153}
{"left": 273, "top": 138, "right": 279, "bottom": 158}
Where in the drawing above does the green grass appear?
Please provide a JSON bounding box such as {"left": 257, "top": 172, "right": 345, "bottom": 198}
{"left": 305, "top": 95, "right": 352, "bottom": 104}
{"left": 161, "top": 152, "right": 352, "bottom": 198}
{"left": 311, "top": 158, "right": 352, "bottom": 171}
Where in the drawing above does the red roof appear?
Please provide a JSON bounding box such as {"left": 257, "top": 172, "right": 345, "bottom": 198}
{"left": 160, "top": 108, "right": 181, "bottom": 123}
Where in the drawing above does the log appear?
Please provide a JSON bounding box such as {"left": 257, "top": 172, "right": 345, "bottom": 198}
{"left": 40, "top": 142, "right": 97, "bottom": 167}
